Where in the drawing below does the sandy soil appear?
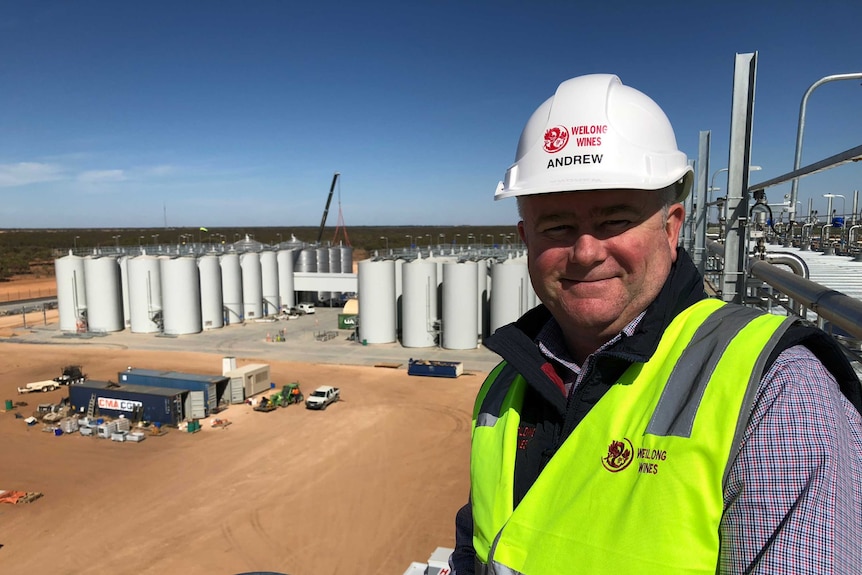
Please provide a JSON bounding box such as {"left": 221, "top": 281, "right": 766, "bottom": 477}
{"left": 0, "top": 277, "right": 481, "bottom": 575}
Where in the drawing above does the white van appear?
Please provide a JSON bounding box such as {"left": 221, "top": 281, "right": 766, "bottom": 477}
{"left": 297, "top": 302, "right": 316, "bottom": 315}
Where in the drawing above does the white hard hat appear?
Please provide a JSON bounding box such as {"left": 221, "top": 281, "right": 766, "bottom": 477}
{"left": 495, "top": 74, "right": 693, "bottom": 201}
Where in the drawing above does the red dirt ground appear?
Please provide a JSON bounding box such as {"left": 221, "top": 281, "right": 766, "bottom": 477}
{"left": 0, "top": 276, "right": 480, "bottom": 575}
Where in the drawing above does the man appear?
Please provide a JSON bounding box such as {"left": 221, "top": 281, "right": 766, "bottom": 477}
{"left": 450, "top": 74, "right": 862, "bottom": 574}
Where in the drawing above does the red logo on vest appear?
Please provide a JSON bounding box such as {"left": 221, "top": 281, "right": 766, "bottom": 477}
{"left": 602, "top": 438, "right": 634, "bottom": 472}
{"left": 543, "top": 126, "right": 569, "bottom": 153}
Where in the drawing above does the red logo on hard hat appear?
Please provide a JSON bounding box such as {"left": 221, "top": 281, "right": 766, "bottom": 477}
{"left": 602, "top": 438, "right": 633, "bottom": 472}
{"left": 543, "top": 126, "right": 569, "bottom": 153}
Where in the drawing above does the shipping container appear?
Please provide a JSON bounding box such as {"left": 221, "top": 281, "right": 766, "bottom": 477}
{"left": 68, "top": 380, "right": 185, "bottom": 426}
{"left": 223, "top": 363, "right": 271, "bottom": 402}
{"left": 118, "top": 368, "right": 230, "bottom": 417}
{"left": 407, "top": 359, "right": 464, "bottom": 378}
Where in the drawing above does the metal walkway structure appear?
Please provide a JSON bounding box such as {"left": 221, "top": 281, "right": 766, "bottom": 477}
{"left": 681, "top": 51, "right": 862, "bottom": 367}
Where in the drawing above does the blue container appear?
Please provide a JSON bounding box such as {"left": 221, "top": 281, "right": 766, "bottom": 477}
{"left": 96, "top": 418, "right": 105, "bottom": 424}
{"left": 118, "top": 368, "right": 229, "bottom": 417}
{"left": 53, "top": 428, "right": 63, "bottom": 436}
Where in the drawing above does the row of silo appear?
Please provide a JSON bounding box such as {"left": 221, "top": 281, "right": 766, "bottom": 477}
{"left": 55, "top": 246, "right": 354, "bottom": 335}
{"left": 356, "top": 255, "right": 536, "bottom": 350}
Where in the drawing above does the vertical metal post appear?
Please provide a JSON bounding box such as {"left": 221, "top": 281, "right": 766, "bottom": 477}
{"left": 694, "top": 131, "right": 711, "bottom": 276}
{"left": 722, "top": 52, "right": 757, "bottom": 304}
{"left": 682, "top": 161, "right": 695, "bottom": 254}
{"left": 853, "top": 190, "right": 859, "bottom": 227}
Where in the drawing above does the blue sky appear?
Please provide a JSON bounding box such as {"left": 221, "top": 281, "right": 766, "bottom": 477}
{"left": 1, "top": 1, "right": 860, "bottom": 228}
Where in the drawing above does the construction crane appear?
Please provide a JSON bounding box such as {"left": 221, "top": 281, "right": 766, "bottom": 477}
{"left": 316, "top": 172, "right": 340, "bottom": 245}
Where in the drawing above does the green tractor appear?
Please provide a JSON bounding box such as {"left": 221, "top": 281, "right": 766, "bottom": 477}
{"left": 283, "top": 383, "right": 304, "bottom": 405}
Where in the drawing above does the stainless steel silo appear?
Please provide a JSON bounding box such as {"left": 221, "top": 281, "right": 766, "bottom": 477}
{"left": 295, "top": 248, "right": 317, "bottom": 305}
{"left": 160, "top": 256, "right": 202, "bottom": 335}
{"left": 489, "top": 259, "right": 530, "bottom": 334}
{"left": 401, "top": 259, "right": 437, "bottom": 348}
{"left": 220, "top": 252, "right": 243, "bottom": 324}
{"left": 328, "top": 246, "right": 342, "bottom": 303}
{"left": 276, "top": 249, "right": 296, "bottom": 310}
{"left": 442, "top": 261, "right": 479, "bottom": 349}
{"left": 127, "top": 255, "right": 163, "bottom": 333}
{"left": 328, "top": 246, "right": 342, "bottom": 275}
{"left": 198, "top": 253, "right": 224, "bottom": 330}
{"left": 260, "top": 250, "right": 279, "bottom": 316}
{"left": 240, "top": 252, "right": 263, "bottom": 320}
{"left": 357, "top": 259, "right": 396, "bottom": 344}
{"left": 83, "top": 256, "right": 124, "bottom": 332}
{"left": 55, "top": 254, "right": 87, "bottom": 333}
{"left": 339, "top": 246, "right": 353, "bottom": 273}
{"left": 316, "top": 247, "right": 331, "bottom": 303}
{"left": 294, "top": 248, "right": 317, "bottom": 272}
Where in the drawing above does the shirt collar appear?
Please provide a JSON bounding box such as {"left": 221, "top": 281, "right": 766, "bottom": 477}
{"left": 536, "top": 310, "right": 646, "bottom": 391}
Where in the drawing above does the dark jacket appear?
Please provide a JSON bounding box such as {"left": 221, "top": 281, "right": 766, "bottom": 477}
{"left": 450, "top": 249, "right": 862, "bottom": 574}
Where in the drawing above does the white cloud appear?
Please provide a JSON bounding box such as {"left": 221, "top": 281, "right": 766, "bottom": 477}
{"left": 77, "top": 169, "right": 127, "bottom": 183}
{"left": 0, "top": 162, "right": 64, "bottom": 187}
{"left": 143, "top": 164, "right": 176, "bottom": 176}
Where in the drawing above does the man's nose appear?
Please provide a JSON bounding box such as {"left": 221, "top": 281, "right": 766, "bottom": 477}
{"left": 568, "top": 233, "right": 606, "bottom": 266}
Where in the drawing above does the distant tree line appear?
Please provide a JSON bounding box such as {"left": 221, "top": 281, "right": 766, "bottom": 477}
{"left": 0, "top": 225, "right": 521, "bottom": 281}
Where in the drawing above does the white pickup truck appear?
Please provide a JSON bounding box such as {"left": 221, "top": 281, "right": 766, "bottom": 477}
{"left": 305, "top": 385, "right": 340, "bottom": 410}
{"left": 17, "top": 380, "right": 59, "bottom": 394}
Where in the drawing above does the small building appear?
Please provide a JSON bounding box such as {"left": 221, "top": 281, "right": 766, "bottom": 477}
{"left": 223, "top": 363, "right": 271, "bottom": 403}
{"left": 118, "top": 368, "right": 230, "bottom": 419}
{"left": 68, "top": 380, "right": 185, "bottom": 426}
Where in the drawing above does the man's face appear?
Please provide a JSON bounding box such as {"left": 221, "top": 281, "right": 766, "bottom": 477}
{"left": 517, "top": 189, "right": 684, "bottom": 357}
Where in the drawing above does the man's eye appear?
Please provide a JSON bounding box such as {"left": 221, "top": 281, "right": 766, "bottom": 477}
{"left": 541, "top": 225, "right": 571, "bottom": 235}
{"left": 603, "top": 220, "right": 631, "bottom": 229}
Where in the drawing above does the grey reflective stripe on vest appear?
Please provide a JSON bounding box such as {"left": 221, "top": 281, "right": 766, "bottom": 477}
{"left": 645, "top": 305, "right": 794, "bottom": 484}
{"left": 475, "top": 559, "right": 522, "bottom": 575}
{"left": 478, "top": 531, "right": 524, "bottom": 575}
{"left": 476, "top": 363, "right": 521, "bottom": 428}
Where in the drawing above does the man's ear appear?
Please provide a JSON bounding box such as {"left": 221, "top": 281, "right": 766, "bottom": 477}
{"left": 666, "top": 203, "right": 685, "bottom": 259}
{"left": 517, "top": 220, "right": 527, "bottom": 245}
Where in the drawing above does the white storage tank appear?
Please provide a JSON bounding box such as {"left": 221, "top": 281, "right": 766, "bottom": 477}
{"left": 442, "top": 261, "right": 479, "bottom": 349}
{"left": 476, "top": 258, "right": 490, "bottom": 340}
{"left": 83, "top": 256, "right": 124, "bottom": 333}
{"left": 489, "top": 259, "right": 530, "bottom": 334}
{"left": 198, "top": 254, "right": 224, "bottom": 330}
{"left": 276, "top": 249, "right": 296, "bottom": 311}
{"left": 394, "top": 258, "right": 405, "bottom": 336}
{"left": 118, "top": 256, "right": 131, "bottom": 328}
{"left": 401, "top": 259, "right": 437, "bottom": 348}
{"left": 55, "top": 254, "right": 88, "bottom": 333}
{"left": 220, "top": 252, "right": 243, "bottom": 324}
{"left": 160, "top": 256, "right": 202, "bottom": 335}
{"left": 127, "top": 255, "right": 163, "bottom": 333}
{"left": 240, "top": 251, "right": 263, "bottom": 320}
{"left": 260, "top": 250, "right": 279, "bottom": 316}
{"left": 357, "top": 259, "right": 396, "bottom": 344}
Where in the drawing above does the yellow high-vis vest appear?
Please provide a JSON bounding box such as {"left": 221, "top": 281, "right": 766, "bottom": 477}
{"left": 471, "top": 299, "right": 793, "bottom": 575}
